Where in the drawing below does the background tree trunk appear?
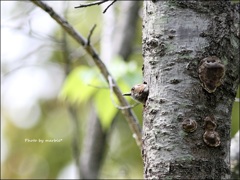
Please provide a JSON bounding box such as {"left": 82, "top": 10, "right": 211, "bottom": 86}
{"left": 142, "top": 1, "right": 239, "bottom": 179}
{"left": 80, "top": 103, "right": 107, "bottom": 179}
{"left": 79, "top": 2, "right": 141, "bottom": 179}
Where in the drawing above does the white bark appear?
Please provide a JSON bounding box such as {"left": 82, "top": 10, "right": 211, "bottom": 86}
{"left": 142, "top": 1, "right": 239, "bottom": 179}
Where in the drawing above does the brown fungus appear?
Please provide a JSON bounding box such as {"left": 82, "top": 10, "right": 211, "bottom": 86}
{"left": 203, "top": 115, "right": 221, "bottom": 147}
{"left": 203, "top": 131, "right": 221, "bottom": 147}
{"left": 198, "top": 56, "right": 225, "bottom": 93}
{"left": 182, "top": 118, "right": 197, "bottom": 133}
{"left": 204, "top": 116, "right": 217, "bottom": 131}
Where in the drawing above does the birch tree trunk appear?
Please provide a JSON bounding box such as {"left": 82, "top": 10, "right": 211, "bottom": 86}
{"left": 142, "top": 1, "right": 239, "bottom": 179}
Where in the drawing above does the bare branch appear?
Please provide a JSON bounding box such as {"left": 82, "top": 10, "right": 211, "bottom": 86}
{"left": 30, "top": 0, "right": 142, "bottom": 146}
{"left": 103, "top": 0, "right": 117, "bottom": 13}
{"left": 87, "top": 24, "right": 97, "bottom": 46}
{"left": 74, "top": 0, "right": 117, "bottom": 13}
{"left": 75, "top": 0, "right": 109, "bottom": 9}
{"left": 87, "top": 83, "right": 109, "bottom": 89}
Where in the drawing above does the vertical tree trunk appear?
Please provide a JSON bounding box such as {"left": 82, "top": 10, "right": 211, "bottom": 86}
{"left": 80, "top": 104, "right": 106, "bottom": 179}
{"left": 142, "top": 1, "right": 239, "bottom": 179}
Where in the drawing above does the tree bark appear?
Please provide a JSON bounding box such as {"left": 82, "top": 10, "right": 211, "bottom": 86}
{"left": 142, "top": 1, "right": 239, "bottom": 179}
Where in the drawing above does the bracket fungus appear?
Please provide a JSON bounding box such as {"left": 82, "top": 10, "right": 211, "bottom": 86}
{"left": 203, "top": 116, "right": 220, "bottom": 147}
{"left": 198, "top": 56, "right": 225, "bottom": 93}
{"left": 182, "top": 118, "right": 197, "bottom": 133}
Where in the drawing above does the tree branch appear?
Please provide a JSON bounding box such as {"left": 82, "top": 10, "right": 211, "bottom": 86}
{"left": 108, "top": 75, "right": 139, "bottom": 110}
{"left": 30, "top": 0, "right": 142, "bottom": 146}
{"left": 75, "top": 0, "right": 117, "bottom": 14}
{"left": 75, "top": 0, "right": 109, "bottom": 8}
{"left": 102, "top": 0, "right": 117, "bottom": 13}
{"left": 87, "top": 24, "right": 96, "bottom": 46}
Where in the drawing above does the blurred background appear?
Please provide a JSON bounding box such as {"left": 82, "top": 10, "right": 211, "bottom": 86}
{"left": 1, "top": 1, "right": 239, "bottom": 179}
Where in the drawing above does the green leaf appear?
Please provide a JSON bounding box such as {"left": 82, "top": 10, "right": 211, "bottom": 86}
{"left": 59, "top": 66, "right": 105, "bottom": 104}
{"left": 107, "top": 56, "right": 139, "bottom": 79}
{"left": 93, "top": 89, "right": 118, "bottom": 131}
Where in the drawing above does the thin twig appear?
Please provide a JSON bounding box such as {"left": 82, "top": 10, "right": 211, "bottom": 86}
{"left": 87, "top": 83, "right": 109, "bottom": 89}
{"left": 103, "top": 0, "right": 117, "bottom": 13}
{"left": 87, "top": 24, "right": 97, "bottom": 46}
{"left": 30, "top": 0, "right": 142, "bottom": 146}
{"left": 108, "top": 75, "right": 139, "bottom": 110}
{"left": 75, "top": 0, "right": 109, "bottom": 9}
{"left": 74, "top": 0, "right": 117, "bottom": 13}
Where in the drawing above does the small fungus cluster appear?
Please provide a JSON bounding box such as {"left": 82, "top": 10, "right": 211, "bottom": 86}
{"left": 203, "top": 116, "right": 220, "bottom": 147}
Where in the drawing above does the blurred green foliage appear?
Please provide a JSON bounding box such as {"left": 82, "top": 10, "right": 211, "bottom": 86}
{"left": 2, "top": 103, "right": 72, "bottom": 179}
{"left": 60, "top": 57, "right": 142, "bottom": 130}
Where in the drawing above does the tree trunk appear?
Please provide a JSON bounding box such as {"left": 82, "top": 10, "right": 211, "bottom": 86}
{"left": 80, "top": 103, "right": 107, "bottom": 179}
{"left": 142, "top": 1, "right": 239, "bottom": 179}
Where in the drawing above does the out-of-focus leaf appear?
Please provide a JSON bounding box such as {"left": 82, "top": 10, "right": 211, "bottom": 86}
{"left": 93, "top": 89, "right": 118, "bottom": 131}
{"left": 107, "top": 56, "right": 138, "bottom": 79}
{"left": 59, "top": 66, "right": 106, "bottom": 104}
{"left": 106, "top": 56, "right": 143, "bottom": 92}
